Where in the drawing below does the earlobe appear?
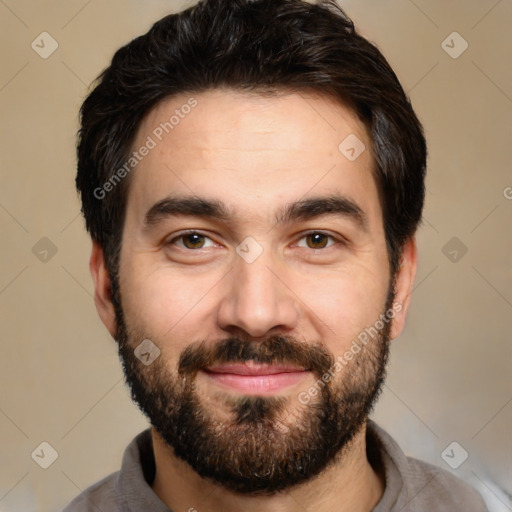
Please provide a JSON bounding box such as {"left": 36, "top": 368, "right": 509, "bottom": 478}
{"left": 89, "top": 241, "right": 117, "bottom": 338}
{"left": 389, "top": 237, "right": 418, "bottom": 340}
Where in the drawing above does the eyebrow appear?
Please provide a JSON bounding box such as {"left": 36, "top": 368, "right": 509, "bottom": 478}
{"left": 276, "top": 196, "right": 369, "bottom": 232}
{"left": 144, "top": 196, "right": 229, "bottom": 228}
{"left": 143, "top": 194, "right": 368, "bottom": 232}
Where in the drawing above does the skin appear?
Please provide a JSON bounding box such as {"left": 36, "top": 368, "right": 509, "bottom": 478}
{"left": 90, "top": 88, "right": 417, "bottom": 512}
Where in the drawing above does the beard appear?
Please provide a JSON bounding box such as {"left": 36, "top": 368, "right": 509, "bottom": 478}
{"left": 112, "top": 283, "right": 393, "bottom": 495}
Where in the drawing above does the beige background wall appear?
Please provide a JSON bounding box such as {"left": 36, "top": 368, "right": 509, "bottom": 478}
{"left": 1, "top": 1, "right": 511, "bottom": 511}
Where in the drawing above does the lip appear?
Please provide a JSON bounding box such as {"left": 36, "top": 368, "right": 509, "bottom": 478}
{"left": 202, "top": 363, "right": 308, "bottom": 394}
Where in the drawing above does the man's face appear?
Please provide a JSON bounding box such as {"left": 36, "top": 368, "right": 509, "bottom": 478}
{"left": 110, "top": 89, "right": 397, "bottom": 493}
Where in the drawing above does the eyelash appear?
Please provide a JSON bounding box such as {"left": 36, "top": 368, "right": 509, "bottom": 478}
{"left": 167, "top": 230, "right": 345, "bottom": 251}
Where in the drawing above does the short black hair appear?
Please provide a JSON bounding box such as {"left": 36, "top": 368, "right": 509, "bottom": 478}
{"left": 76, "top": 0, "right": 426, "bottom": 278}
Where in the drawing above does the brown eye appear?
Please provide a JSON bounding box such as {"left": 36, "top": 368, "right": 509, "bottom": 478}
{"left": 180, "top": 233, "right": 207, "bottom": 249}
{"left": 305, "top": 232, "right": 329, "bottom": 249}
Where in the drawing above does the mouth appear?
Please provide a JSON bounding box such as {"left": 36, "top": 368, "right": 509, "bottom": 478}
{"left": 202, "top": 362, "right": 309, "bottom": 395}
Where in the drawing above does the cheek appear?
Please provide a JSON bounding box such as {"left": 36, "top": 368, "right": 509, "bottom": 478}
{"left": 296, "top": 264, "right": 389, "bottom": 350}
{"left": 119, "top": 258, "right": 221, "bottom": 351}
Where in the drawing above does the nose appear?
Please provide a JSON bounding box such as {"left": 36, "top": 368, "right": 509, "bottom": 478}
{"left": 216, "top": 251, "right": 300, "bottom": 339}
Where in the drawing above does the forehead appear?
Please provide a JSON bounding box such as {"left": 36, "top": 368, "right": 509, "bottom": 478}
{"left": 126, "top": 88, "right": 380, "bottom": 226}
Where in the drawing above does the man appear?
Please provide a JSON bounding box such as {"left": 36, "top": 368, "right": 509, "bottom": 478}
{"left": 63, "top": 0, "right": 487, "bottom": 510}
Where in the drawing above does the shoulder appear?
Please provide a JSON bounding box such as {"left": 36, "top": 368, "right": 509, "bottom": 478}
{"left": 404, "top": 456, "right": 488, "bottom": 512}
{"left": 59, "top": 428, "right": 157, "bottom": 512}
{"left": 60, "top": 471, "right": 121, "bottom": 512}
{"left": 367, "top": 421, "right": 488, "bottom": 512}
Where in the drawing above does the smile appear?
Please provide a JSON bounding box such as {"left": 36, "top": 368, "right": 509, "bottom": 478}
{"left": 202, "top": 363, "right": 309, "bottom": 394}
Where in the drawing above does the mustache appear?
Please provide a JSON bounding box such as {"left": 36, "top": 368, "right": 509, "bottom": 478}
{"left": 178, "top": 335, "right": 334, "bottom": 378}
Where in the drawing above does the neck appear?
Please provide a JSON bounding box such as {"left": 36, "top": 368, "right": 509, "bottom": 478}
{"left": 151, "top": 423, "right": 384, "bottom": 512}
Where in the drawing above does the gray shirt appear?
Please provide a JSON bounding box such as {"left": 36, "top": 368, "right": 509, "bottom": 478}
{"left": 61, "top": 421, "right": 487, "bottom": 511}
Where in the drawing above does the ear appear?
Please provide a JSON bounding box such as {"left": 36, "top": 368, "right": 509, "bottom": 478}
{"left": 389, "top": 237, "right": 418, "bottom": 340}
{"left": 89, "top": 240, "right": 117, "bottom": 338}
